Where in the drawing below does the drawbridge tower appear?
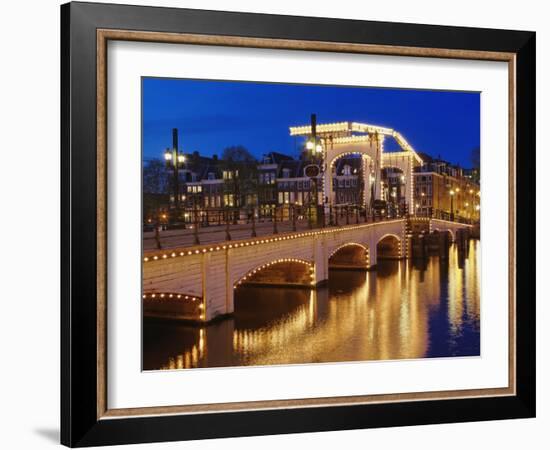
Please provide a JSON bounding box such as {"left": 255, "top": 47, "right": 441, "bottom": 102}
{"left": 289, "top": 119, "right": 423, "bottom": 213}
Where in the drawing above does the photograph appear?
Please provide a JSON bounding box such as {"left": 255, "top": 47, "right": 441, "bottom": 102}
{"left": 54, "top": 1, "right": 536, "bottom": 446}
{"left": 141, "top": 78, "right": 481, "bottom": 371}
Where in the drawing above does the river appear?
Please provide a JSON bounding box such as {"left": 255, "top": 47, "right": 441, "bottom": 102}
{"left": 143, "top": 240, "right": 480, "bottom": 370}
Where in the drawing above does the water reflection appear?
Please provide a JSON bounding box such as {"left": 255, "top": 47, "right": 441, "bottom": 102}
{"left": 143, "top": 240, "right": 480, "bottom": 370}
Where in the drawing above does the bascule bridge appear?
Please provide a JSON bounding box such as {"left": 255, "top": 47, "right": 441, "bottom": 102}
{"left": 142, "top": 119, "right": 473, "bottom": 323}
{"left": 289, "top": 120, "right": 424, "bottom": 212}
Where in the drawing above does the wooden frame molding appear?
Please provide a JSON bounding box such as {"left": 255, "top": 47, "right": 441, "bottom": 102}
{"left": 62, "top": 3, "right": 535, "bottom": 445}
{"left": 96, "top": 28, "right": 516, "bottom": 420}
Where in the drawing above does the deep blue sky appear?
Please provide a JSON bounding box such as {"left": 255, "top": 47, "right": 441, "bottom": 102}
{"left": 142, "top": 78, "right": 480, "bottom": 167}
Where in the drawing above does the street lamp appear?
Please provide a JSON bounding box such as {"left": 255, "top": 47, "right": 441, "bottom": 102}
{"left": 164, "top": 128, "right": 186, "bottom": 224}
{"left": 449, "top": 188, "right": 455, "bottom": 221}
{"left": 305, "top": 113, "right": 324, "bottom": 228}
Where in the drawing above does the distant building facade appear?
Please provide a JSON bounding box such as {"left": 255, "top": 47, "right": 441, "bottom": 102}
{"left": 148, "top": 147, "right": 480, "bottom": 224}
{"left": 413, "top": 153, "right": 480, "bottom": 221}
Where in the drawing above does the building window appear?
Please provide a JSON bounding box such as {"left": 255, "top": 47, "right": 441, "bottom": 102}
{"left": 223, "top": 194, "right": 234, "bottom": 207}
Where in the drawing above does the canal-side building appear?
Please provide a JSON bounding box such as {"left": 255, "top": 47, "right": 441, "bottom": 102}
{"left": 332, "top": 156, "right": 363, "bottom": 205}
{"left": 153, "top": 129, "right": 480, "bottom": 225}
{"left": 258, "top": 152, "right": 295, "bottom": 217}
{"left": 381, "top": 167, "right": 407, "bottom": 208}
{"left": 413, "top": 153, "right": 480, "bottom": 221}
{"left": 156, "top": 147, "right": 480, "bottom": 222}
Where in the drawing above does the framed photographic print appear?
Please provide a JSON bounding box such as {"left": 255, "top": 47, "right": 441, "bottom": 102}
{"left": 61, "top": 1, "right": 536, "bottom": 447}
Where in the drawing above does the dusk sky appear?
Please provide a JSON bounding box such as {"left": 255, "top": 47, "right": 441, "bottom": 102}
{"left": 142, "top": 77, "right": 480, "bottom": 167}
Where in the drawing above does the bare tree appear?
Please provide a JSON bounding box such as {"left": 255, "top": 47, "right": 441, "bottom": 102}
{"left": 143, "top": 158, "right": 169, "bottom": 194}
{"left": 143, "top": 159, "right": 169, "bottom": 241}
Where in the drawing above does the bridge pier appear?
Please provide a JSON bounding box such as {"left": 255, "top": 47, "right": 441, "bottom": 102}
{"left": 313, "top": 235, "right": 329, "bottom": 286}
{"left": 202, "top": 250, "right": 234, "bottom": 321}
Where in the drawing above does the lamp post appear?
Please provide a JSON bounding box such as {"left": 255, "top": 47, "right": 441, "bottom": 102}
{"left": 305, "top": 113, "right": 324, "bottom": 228}
{"left": 164, "top": 128, "right": 186, "bottom": 224}
{"left": 449, "top": 188, "right": 455, "bottom": 221}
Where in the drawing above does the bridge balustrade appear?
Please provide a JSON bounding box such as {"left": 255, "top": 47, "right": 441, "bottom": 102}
{"left": 143, "top": 203, "right": 413, "bottom": 251}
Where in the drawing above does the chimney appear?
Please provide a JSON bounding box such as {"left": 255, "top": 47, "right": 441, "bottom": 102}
{"left": 212, "top": 154, "right": 218, "bottom": 161}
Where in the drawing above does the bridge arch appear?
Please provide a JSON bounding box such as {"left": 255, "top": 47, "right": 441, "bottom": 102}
{"left": 376, "top": 233, "right": 403, "bottom": 261}
{"left": 433, "top": 228, "right": 455, "bottom": 243}
{"left": 329, "top": 242, "right": 370, "bottom": 270}
{"left": 142, "top": 291, "right": 204, "bottom": 321}
{"left": 233, "top": 258, "right": 315, "bottom": 289}
{"left": 144, "top": 217, "right": 410, "bottom": 321}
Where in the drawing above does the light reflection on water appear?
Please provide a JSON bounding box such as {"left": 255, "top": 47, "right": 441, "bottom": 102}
{"left": 143, "top": 240, "right": 480, "bottom": 370}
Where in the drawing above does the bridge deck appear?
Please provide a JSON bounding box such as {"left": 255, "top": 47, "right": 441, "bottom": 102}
{"left": 143, "top": 219, "right": 319, "bottom": 252}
